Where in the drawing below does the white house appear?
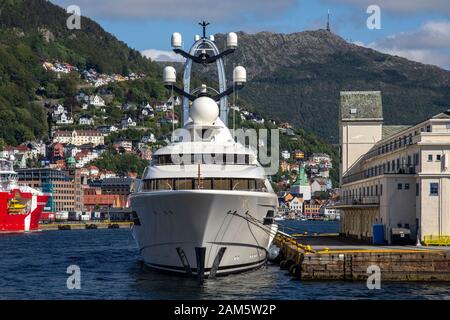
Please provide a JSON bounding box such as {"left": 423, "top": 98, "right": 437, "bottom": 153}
{"left": 56, "top": 112, "right": 73, "bottom": 125}
{"left": 79, "top": 115, "right": 94, "bottom": 126}
{"left": 141, "top": 134, "right": 156, "bottom": 144}
{"left": 53, "top": 104, "right": 66, "bottom": 116}
{"left": 281, "top": 150, "right": 291, "bottom": 160}
{"left": 311, "top": 179, "right": 328, "bottom": 193}
{"left": 289, "top": 197, "right": 304, "bottom": 215}
{"left": 141, "top": 108, "right": 154, "bottom": 118}
{"left": 121, "top": 117, "right": 137, "bottom": 128}
{"left": 155, "top": 103, "right": 167, "bottom": 112}
{"left": 89, "top": 95, "right": 105, "bottom": 107}
{"left": 98, "top": 125, "right": 118, "bottom": 134}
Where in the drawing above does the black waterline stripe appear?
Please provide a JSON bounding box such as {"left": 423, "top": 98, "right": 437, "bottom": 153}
{"left": 146, "top": 259, "right": 266, "bottom": 272}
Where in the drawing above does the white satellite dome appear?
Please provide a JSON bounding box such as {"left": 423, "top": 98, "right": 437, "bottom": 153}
{"left": 171, "top": 32, "right": 182, "bottom": 48}
{"left": 227, "top": 32, "right": 238, "bottom": 48}
{"left": 190, "top": 96, "right": 219, "bottom": 125}
{"left": 163, "top": 66, "right": 176, "bottom": 85}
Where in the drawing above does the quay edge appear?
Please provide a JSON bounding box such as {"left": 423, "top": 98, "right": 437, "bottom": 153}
{"left": 273, "top": 234, "right": 450, "bottom": 281}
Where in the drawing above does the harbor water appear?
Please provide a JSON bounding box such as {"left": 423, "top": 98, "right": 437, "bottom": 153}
{"left": 1, "top": 221, "right": 449, "bottom": 300}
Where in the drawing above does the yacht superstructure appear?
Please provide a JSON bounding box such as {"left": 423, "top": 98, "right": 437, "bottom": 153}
{"left": 130, "top": 23, "right": 278, "bottom": 278}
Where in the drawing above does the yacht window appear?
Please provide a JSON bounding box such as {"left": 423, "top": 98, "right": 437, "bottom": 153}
{"left": 158, "top": 179, "right": 173, "bottom": 190}
{"left": 256, "top": 180, "right": 266, "bottom": 191}
{"left": 143, "top": 178, "right": 267, "bottom": 192}
{"left": 213, "top": 178, "right": 231, "bottom": 190}
{"left": 232, "top": 179, "right": 249, "bottom": 190}
{"left": 195, "top": 178, "right": 212, "bottom": 189}
{"left": 175, "top": 179, "right": 193, "bottom": 190}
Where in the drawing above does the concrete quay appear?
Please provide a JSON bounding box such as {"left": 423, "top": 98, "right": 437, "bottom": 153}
{"left": 274, "top": 233, "right": 450, "bottom": 281}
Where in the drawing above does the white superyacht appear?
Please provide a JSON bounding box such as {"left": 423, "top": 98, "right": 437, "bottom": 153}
{"left": 130, "top": 22, "right": 278, "bottom": 279}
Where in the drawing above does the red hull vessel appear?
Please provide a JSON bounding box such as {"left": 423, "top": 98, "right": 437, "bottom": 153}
{"left": 0, "top": 157, "right": 50, "bottom": 233}
{"left": 0, "top": 189, "right": 49, "bottom": 233}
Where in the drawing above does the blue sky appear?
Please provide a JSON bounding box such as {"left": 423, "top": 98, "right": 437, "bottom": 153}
{"left": 52, "top": 0, "right": 450, "bottom": 69}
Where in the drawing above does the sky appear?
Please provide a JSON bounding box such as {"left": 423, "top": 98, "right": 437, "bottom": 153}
{"left": 52, "top": 0, "right": 450, "bottom": 69}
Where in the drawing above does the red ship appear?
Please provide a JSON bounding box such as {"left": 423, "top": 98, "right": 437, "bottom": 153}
{"left": 0, "top": 158, "right": 50, "bottom": 233}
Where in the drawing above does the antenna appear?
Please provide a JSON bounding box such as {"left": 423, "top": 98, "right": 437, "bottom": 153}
{"left": 199, "top": 21, "right": 210, "bottom": 39}
{"left": 233, "top": 62, "right": 236, "bottom": 133}
{"left": 326, "top": 10, "right": 331, "bottom": 32}
{"left": 171, "top": 87, "right": 175, "bottom": 142}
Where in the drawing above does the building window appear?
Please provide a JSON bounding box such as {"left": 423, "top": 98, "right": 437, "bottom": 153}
{"left": 414, "top": 153, "right": 419, "bottom": 166}
{"left": 436, "top": 155, "right": 441, "bottom": 161}
{"left": 380, "top": 184, "right": 383, "bottom": 195}
{"left": 416, "top": 183, "right": 419, "bottom": 196}
{"left": 398, "top": 183, "right": 402, "bottom": 190}
{"left": 405, "top": 183, "right": 410, "bottom": 190}
{"left": 428, "top": 154, "right": 433, "bottom": 162}
{"left": 446, "top": 124, "right": 450, "bottom": 130}
{"left": 430, "top": 183, "right": 439, "bottom": 196}
{"left": 426, "top": 125, "right": 431, "bottom": 132}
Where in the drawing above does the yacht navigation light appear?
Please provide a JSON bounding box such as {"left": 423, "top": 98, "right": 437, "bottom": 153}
{"left": 190, "top": 96, "right": 219, "bottom": 125}
{"left": 233, "top": 66, "right": 247, "bottom": 85}
{"left": 171, "top": 32, "right": 182, "bottom": 48}
{"left": 209, "top": 35, "right": 215, "bottom": 42}
{"left": 227, "top": 32, "right": 238, "bottom": 49}
{"left": 163, "top": 66, "right": 176, "bottom": 85}
{"left": 194, "top": 34, "right": 201, "bottom": 42}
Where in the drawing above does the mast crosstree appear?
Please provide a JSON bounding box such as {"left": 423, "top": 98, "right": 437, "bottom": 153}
{"left": 163, "top": 23, "right": 245, "bottom": 126}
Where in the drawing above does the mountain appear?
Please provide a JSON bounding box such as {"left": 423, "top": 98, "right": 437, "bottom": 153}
{"left": 0, "top": 0, "right": 161, "bottom": 145}
{"left": 0, "top": 0, "right": 340, "bottom": 186}
{"left": 208, "top": 30, "right": 450, "bottom": 142}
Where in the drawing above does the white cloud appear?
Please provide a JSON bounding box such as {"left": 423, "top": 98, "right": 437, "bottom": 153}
{"left": 357, "top": 20, "right": 450, "bottom": 69}
{"left": 374, "top": 21, "right": 450, "bottom": 49}
{"left": 51, "top": 0, "right": 295, "bottom": 22}
{"left": 141, "top": 49, "right": 185, "bottom": 62}
{"left": 320, "top": 0, "right": 450, "bottom": 16}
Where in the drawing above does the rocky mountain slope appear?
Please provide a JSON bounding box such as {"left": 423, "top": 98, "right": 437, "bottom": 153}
{"left": 207, "top": 30, "right": 450, "bottom": 142}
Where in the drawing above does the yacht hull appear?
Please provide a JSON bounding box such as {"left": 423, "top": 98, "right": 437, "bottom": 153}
{"left": 130, "top": 190, "right": 278, "bottom": 276}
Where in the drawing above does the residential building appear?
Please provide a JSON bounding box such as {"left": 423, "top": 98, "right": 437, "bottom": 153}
{"left": 121, "top": 116, "right": 137, "bottom": 128}
{"left": 79, "top": 115, "right": 95, "bottom": 126}
{"left": 304, "top": 200, "right": 322, "bottom": 217}
{"left": 311, "top": 178, "right": 328, "bottom": 193}
{"left": 114, "top": 140, "right": 133, "bottom": 153}
{"left": 289, "top": 196, "right": 304, "bottom": 215}
{"left": 89, "top": 95, "right": 105, "bottom": 107}
{"left": 52, "top": 143, "right": 65, "bottom": 160}
{"left": 281, "top": 150, "right": 291, "bottom": 160}
{"left": 56, "top": 112, "right": 73, "bottom": 125}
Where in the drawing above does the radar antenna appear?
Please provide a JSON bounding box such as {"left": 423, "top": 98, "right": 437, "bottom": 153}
{"left": 199, "top": 21, "right": 210, "bottom": 39}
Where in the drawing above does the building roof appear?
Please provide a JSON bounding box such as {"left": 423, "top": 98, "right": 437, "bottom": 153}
{"left": 291, "top": 165, "right": 309, "bottom": 186}
{"left": 54, "top": 130, "right": 103, "bottom": 137}
{"left": 432, "top": 109, "right": 450, "bottom": 119}
{"left": 340, "top": 91, "right": 383, "bottom": 121}
{"left": 382, "top": 125, "right": 411, "bottom": 139}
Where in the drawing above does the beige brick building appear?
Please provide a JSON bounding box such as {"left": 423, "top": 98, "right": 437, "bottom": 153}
{"left": 337, "top": 91, "right": 450, "bottom": 244}
{"left": 53, "top": 130, "right": 104, "bottom": 147}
